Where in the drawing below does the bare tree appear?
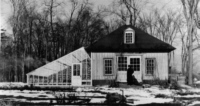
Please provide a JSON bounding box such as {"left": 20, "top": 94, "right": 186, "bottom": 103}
{"left": 5, "top": 0, "right": 109, "bottom": 82}
{"left": 106, "top": 0, "right": 148, "bottom": 26}
{"left": 181, "top": 0, "right": 200, "bottom": 85}
{"left": 138, "top": 9, "right": 183, "bottom": 69}
{"left": 43, "top": 0, "right": 62, "bottom": 60}
{"left": 9, "top": 0, "right": 29, "bottom": 82}
{"left": 9, "top": 0, "right": 42, "bottom": 82}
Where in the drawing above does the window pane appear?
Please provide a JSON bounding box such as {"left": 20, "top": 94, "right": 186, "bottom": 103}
{"left": 129, "top": 58, "right": 140, "bottom": 71}
{"left": 126, "top": 33, "right": 132, "bottom": 43}
{"left": 73, "top": 64, "right": 81, "bottom": 76}
{"left": 146, "top": 58, "right": 155, "bottom": 75}
{"left": 53, "top": 74, "right": 56, "bottom": 84}
{"left": 125, "top": 33, "right": 133, "bottom": 43}
{"left": 104, "top": 59, "right": 113, "bottom": 75}
{"left": 118, "top": 57, "right": 127, "bottom": 71}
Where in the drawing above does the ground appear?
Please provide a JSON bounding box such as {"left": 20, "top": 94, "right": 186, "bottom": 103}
{"left": 0, "top": 82, "right": 200, "bottom": 106}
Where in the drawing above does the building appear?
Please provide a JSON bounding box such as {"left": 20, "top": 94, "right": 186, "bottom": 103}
{"left": 86, "top": 25, "right": 175, "bottom": 85}
{"left": 27, "top": 24, "right": 175, "bottom": 86}
{"left": 26, "top": 47, "right": 92, "bottom": 86}
{"left": 0, "top": 29, "right": 13, "bottom": 52}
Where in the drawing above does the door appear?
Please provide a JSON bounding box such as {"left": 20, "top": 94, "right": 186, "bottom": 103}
{"left": 72, "top": 63, "right": 82, "bottom": 86}
{"left": 117, "top": 56, "right": 142, "bottom": 82}
{"left": 128, "top": 56, "right": 142, "bottom": 82}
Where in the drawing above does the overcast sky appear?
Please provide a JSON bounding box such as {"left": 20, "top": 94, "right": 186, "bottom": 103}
{"left": 0, "top": 0, "right": 180, "bottom": 32}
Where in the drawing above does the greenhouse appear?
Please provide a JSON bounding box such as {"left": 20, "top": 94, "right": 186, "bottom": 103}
{"left": 26, "top": 47, "right": 91, "bottom": 86}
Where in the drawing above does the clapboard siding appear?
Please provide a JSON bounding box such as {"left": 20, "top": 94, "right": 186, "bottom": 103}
{"left": 91, "top": 53, "right": 117, "bottom": 80}
{"left": 142, "top": 53, "right": 168, "bottom": 80}
{"left": 91, "top": 52, "right": 169, "bottom": 81}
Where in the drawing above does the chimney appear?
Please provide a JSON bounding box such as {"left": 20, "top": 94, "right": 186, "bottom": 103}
{"left": 126, "top": 17, "right": 130, "bottom": 25}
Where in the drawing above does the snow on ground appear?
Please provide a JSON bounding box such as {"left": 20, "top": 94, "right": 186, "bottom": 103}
{"left": 0, "top": 90, "right": 54, "bottom": 98}
{"left": 0, "top": 82, "right": 27, "bottom": 88}
{"left": 146, "top": 86, "right": 175, "bottom": 96}
{"left": 179, "top": 84, "right": 193, "bottom": 89}
{"left": 98, "top": 86, "right": 176, "bottom": 105}
{"left": 53, "top": 91, "right": 106, "bottom": 97}
{"left": 175, "top": 94, "right": 200, "bottom": 98}
{"left": 188, "top": 88, "right": 200, "bottom": 93}
{"left": 189, "top": 101, "right": 200, "bottom": 106}
{"left": 0, "top": 82, "right": 200, "bottom": 105}
{"left": 90, "top": 98, "right": 106, "bottom": 103}
{"left": 127, "top": 97, "right": 174, "bottom": 105}
{"left": 194, "top": 81, "right": 200, "bottom": 84}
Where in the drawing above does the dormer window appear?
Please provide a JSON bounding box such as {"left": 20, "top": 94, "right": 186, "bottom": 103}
{"left": 124, "top": 28, "right": 135, "bottom": 44}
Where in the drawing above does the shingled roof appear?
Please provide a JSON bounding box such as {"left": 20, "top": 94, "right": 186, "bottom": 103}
{"left": 86, "top": 25, "right": 175, "bottom": 53}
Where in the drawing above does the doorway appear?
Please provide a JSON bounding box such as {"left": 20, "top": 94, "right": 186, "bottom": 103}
{"left": 128, "top": 56, "right": 142, "bottom": 82}
{"left": 71, "top": 63, "right": 82, "bottom": 86}
{"left": 117, "top": 56, "right": 142, "bottom": 82}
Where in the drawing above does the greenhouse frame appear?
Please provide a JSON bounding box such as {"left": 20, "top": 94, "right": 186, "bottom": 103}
{"left": 26, "top": 47, "right": 92, "bottom": 86}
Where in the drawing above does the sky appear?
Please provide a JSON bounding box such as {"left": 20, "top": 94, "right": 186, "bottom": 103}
{"left": 0, "top": 0, "right": 180, "bottom": 32}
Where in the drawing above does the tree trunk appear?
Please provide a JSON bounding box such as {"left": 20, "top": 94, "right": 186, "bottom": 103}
{"left": 21, "top": 61, "right": 25, "bottom": 82}
{"left": 188, "top": 17, "right": 194, "bottom": 85}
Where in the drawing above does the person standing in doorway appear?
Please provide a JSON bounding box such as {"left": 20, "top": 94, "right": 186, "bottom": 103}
{"left": 127, "top": 65, "right": 134, "bottom": 85}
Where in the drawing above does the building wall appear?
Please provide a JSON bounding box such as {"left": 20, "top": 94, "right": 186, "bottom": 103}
{"left": 142, "top": 53, "right": 168, "bottom": 80}
{"left": 91, "top": 52, "right": 169, "bottom": 85}
{"left": 91, "top": 53, "right": 117, "bottom": 81}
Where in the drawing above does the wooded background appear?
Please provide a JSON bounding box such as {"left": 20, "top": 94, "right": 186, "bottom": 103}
{"left": 0, "top": 0, "right": 200, "bottom": 85}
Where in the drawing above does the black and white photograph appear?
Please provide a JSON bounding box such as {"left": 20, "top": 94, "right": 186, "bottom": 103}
{"left": 0, "top": 0, "right": 200, "bottom": 105}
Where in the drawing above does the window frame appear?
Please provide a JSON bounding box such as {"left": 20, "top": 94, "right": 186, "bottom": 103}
{"left": 72, "top": 63, "right": 81, "bottom": 76}
{"left": 145, "top": 58, "right": 156, "bottom": 76}
{"left": 103, "top": 58, "right": 114, "bottom": 76}
{"left": 129, "top": 57, "right": 141, "bottom": 71}
{"left": 117, "top": 56, "right": 128, "bottom": 71}
{"left": 124, "top": 28, "right": 135, "bottom": 44}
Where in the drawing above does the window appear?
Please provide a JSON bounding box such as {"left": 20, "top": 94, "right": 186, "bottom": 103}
{"left": 73, "top": 64, "right": 80, "bottom": 76}
{"left": 29, "top": 75, "right": 33, "bottom": 84}
{"left": 125, "top": 33, "right": 133, "bottom": 43}
{"left": 48, "top": 75, "right": 53, "bottom": 84}
{"left": 130, "top": 58, "right": 140, "bottom": 71}
{"left": 104, "top": 58, "right": 113, "bottom": 75}
{"left": 118, "top": 57, "right": 127, "bottom": 71}
{"left": 58, "top": 71, "right": 62, "bottom": 83}
{"left": 34, "top": 76, "right": 38, "bottom": 83}
{"left": 68, "top": 67, "right": 71, "bottom": 83}
{"left": 63, "top": 69, "right": 66, "bottom": 83}
{"left": 44, "top": 77, "right": 47, "bottom": 84}
{"left": 124, "top": 28, "right": 135, "bottom": 44}
{"left": 82, "top": 58, "right": 91, "bottom": 80}
{"left": 146, "top": 58, "right": 156, "bottom": 75}
{"left": 39, "top": 76, "right": 43, "bottom": 84}
{"left": 82, "top": 81, "right": 91, "bottom": 85}
{"left": 53, "top": 74, "right": 57, "bottom": 84}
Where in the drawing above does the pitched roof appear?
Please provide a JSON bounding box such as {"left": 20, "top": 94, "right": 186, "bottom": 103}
{"left": 27, "top": 47, "right": 90, "bottom": 76}
{"left": 86, "top": 25, "right": 175, "bottom": 53}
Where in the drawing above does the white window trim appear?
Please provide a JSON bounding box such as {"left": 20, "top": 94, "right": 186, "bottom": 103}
{"left": 72, "top": 63, "right": 82, "bottom": 76}
{"left": 117, "top": 56, "right": 128, "bottom": 71}
{"left": 128, "top": 56, "right": 141, "bottom": 71}
{"left": 103, "top": 58, "right": 114, "bottom": 76}
{"left": 124, "top": 28, "right": 135, "bottom": 44}
{"left": 145, "top": 58, "right": 156, "bottom": 76}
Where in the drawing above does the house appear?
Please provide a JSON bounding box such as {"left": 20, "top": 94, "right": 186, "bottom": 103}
{"left": 86, "top": 24, "right": 175, "bottom": 85}
{"left": 26, "top": 23, "right": 175, "bottom": 86}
